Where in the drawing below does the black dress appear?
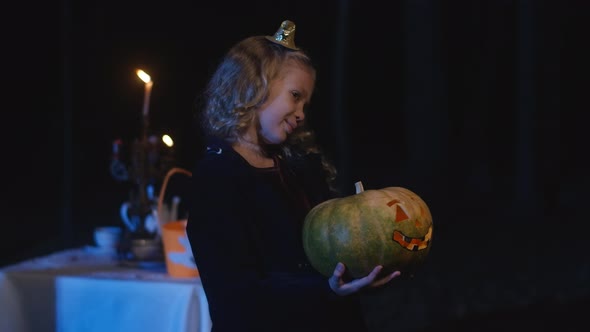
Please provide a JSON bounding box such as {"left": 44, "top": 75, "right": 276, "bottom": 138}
{"left": 186, "top": 137, "right": 367, "bottom": 332}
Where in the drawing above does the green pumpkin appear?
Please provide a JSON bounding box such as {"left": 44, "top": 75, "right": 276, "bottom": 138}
{"left": 302, "top": 182, "right": 433, "bottom": 278}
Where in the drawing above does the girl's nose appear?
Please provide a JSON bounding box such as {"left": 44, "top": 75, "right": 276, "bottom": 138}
{"left": 295, "top": 108, "right": 305, "bottom": 123}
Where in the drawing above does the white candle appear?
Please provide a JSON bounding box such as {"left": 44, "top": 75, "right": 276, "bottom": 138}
{"left": 136, "top": 69, "right": 153, "bottom": 117}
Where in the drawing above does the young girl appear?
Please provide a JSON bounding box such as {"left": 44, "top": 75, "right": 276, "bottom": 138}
{"left": 187, "top": 20, "right": 400, "bottom": 332}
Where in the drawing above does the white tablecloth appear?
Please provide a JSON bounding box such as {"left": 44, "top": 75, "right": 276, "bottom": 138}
{"left": 0, "top": 247, "right": 212, "bottom": 332}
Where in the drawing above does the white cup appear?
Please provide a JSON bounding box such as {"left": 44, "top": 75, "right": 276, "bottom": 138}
{"left": 94, "top": 226, "right": 122, "bottom": 249}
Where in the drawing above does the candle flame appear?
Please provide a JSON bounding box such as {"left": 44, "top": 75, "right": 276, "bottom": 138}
{"left": 136, "top": 69, "right": 152, "bottom": 84}
{"left": 162, "top": 134, "right": 174, "bottom": 147}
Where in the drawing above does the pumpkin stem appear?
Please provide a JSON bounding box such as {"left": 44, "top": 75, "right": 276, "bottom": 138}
{"left": 354, "top": 181, "right": 364, "bottom": 194}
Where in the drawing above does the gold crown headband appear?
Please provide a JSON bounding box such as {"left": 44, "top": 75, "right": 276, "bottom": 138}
{"left": 265, "top": 20, "right": 299, "bottom": 50}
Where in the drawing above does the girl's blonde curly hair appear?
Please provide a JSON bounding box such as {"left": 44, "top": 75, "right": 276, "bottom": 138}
{"left": 199, "top": 35, "right": 337, "bottom": 190}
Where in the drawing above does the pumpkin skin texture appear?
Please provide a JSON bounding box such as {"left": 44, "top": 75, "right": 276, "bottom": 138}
{"left": 302, "top": 186, "right": 433, "bottom": 279}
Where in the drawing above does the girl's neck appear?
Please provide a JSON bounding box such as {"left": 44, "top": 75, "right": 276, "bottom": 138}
{"left": 233, "top": 137, "right": 275, "bottom": 168}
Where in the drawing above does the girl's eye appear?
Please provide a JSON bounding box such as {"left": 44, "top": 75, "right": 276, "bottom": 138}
{"left": 291, "top": 91, "right": 301, "bottom": 100}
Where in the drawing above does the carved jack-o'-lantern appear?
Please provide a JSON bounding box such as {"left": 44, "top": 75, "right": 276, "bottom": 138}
{"left": 302, "top": 182, "right": 433, "bottom": 278}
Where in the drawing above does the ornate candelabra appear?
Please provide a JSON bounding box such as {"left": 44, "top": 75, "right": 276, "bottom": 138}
{"left": 110, "top": 69, "right": 175, "bottom": 239}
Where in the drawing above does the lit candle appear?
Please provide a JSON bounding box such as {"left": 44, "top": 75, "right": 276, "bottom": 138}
{"left": 162, "top": 134, "right": 174, "bottom": 147}
{"left": 136, "top": 69, "right": 153, "bottom": 117}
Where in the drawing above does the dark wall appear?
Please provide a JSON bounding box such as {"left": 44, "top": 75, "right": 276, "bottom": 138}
{"left": 4, "top": 1, "right": 64, "bottom": 264}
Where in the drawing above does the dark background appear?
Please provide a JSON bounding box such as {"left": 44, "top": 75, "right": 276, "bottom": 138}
{"left": 3, "top": 0, "right": 589, "bottom": 331}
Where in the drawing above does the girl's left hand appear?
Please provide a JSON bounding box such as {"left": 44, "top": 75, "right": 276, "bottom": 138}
{"left": 328, "top": 262, "right": 401, "bottom": 296}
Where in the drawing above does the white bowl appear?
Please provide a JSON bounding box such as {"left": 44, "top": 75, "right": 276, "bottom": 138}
{"left": 94, "top": 226, "right": 122, "bottom": 248}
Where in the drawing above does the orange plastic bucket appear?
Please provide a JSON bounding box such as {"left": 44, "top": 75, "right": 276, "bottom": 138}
{"left": 161, "top": 220, "right": 199, "bottom": 278}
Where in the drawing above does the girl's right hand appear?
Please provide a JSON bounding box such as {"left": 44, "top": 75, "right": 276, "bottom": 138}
{"left": 328, "top": 262, "right": 401, "bottom": 296}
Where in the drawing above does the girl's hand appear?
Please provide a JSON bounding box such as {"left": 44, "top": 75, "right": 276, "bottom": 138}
{"left": 328, "top": 262, "right": 401, "bottom": 296}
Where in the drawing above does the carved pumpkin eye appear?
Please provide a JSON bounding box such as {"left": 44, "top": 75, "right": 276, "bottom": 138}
{"left": 387, "top": 199, "right": 409, "bottom": 222}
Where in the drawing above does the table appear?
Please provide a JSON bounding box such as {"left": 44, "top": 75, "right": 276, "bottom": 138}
{"left": 0, "top": 247, "right": 212, "bottom": 332}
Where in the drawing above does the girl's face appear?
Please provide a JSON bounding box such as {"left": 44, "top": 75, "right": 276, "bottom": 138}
{"left": 254, "top": 61, "right": 315, "bottom": 145}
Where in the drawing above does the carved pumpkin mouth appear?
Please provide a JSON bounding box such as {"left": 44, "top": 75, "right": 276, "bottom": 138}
{"left": 392, "top": 226, "right": 433, "bottom": 251}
